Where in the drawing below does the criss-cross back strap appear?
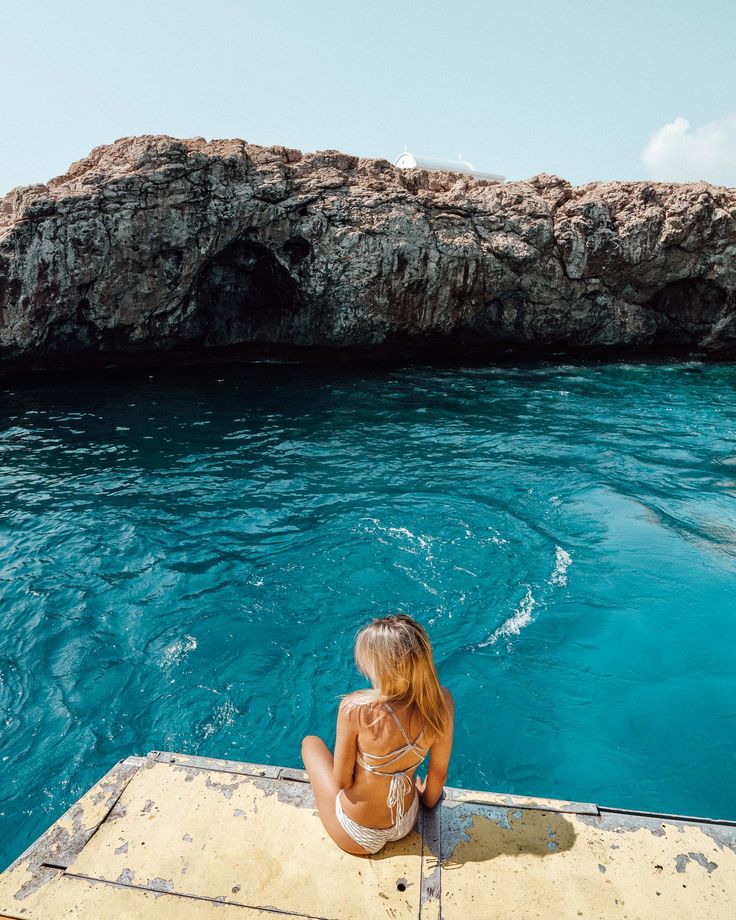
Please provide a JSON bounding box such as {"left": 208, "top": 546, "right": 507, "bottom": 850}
{"left": 358, "top": 744, "right": 427, "bottom": 771}
{"left": 357, "top": 703, "right": 428, "bottom": 770}
{"left": 383, "top": 702, "right": 425, "bottom": 754}
{"left": 354, "top": 703, "right": 429, "bottom": 826}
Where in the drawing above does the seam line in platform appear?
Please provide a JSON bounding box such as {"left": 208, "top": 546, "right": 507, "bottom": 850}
{"left": 61, "top": 872, "right": 335, "bottom": 919}
{"left": 68, "top": 762, "right": 144, "bottom": 868}
{"left": 418, "top": 803, "right": 442, "bottom": 918}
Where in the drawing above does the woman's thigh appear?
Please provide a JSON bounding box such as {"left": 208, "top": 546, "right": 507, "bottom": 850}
{"left": 301, "top": 735, "right": 370, "bottom": 857}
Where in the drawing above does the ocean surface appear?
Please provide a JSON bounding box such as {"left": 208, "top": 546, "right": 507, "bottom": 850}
{"left": 1, "top": 360, "right": 735, "bottom": 869}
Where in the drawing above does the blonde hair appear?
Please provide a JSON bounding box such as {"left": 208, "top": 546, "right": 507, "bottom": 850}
{"left": 345, "top": 613, "right": 449, "bottom": 741}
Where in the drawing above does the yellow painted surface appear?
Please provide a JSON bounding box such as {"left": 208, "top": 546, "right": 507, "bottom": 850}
{"left": 439, "top": 801, "right": 736, "bottom": 920}
{"left": 2, "top": 751, "right": 735, "bottom": 919}
{"left": 71, "top": 757, "right": 422, "bottom": 919}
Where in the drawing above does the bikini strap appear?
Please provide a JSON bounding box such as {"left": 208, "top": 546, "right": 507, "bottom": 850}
{"left": 383, "top": 702, "right": 426, "bottom": 754}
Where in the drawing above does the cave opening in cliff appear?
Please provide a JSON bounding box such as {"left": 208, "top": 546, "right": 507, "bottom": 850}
{"left": 186, "top": 239, "right": 301, "bottom": 345}
{"left": 647, "top": 277, "right": 728, "bottom": 344}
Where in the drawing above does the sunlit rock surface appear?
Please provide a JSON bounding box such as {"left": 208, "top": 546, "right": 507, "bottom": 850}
{"left": 1, "top": 134, "right": 735, "bottom": 371}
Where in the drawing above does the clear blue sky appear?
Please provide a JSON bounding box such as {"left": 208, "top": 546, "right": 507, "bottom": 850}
{"left": 2, "top": 0, "right": 735, "bottom": 194}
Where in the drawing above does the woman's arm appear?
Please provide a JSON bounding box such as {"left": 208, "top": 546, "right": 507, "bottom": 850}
{"left": 332, "top": 696, "right": 359, "bottom": 790}
{"left": 416, "top": 687, "right": 454, "bottom": 808}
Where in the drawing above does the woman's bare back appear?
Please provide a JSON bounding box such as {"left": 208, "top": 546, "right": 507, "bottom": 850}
{"left": 340, "top": 697, "right": 429, "bottom": 828}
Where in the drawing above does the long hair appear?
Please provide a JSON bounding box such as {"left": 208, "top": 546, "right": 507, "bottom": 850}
{"left": 345, "top": 613, "right": 449, "bottom": 741}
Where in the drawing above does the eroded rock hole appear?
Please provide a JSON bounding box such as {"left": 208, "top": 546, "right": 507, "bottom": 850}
{"left": 186, "top": 239, "right": 300, "bottom": 345}
{"left": 282, "top": 235, "right": 311, "bottom": 265}
{"left": 647, "top": 278, "right": 728, "bottom": 344}
{"left": 42, "top": 295, "right": 98, "bottom": 353}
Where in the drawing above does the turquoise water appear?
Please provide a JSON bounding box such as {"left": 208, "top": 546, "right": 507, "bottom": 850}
{"left": 1, "top": 360, "right": 735, "bottom": 869}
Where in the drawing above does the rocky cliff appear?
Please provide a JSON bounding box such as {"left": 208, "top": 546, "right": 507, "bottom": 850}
{"left": 1, "top": 134, "right": 735, "bottom": 373}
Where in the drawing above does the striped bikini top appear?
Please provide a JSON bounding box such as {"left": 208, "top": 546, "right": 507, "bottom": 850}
{"left": 356, "top": 702, "right": 429, "bottom": 825}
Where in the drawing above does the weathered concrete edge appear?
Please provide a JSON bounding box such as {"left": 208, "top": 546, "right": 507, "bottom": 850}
{"left": 152, "top": 751, "right": 598, "bottom": 814}
{"left": 152, "top": 750, "right": 281, "bottom": 779}
{"left": 150, "top": 751, "right": 736, "bottom": 825}
{"left": 6, "top": 756, "right": 144, "bottom": 872}
{"left": 0, "top": 757, "right": 143, "bottom": 907}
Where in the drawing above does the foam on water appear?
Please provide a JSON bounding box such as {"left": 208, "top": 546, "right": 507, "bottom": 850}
{"left": 478, "top": 587, "right": 538, "bottom": 647}
{"left": 479, "top": 545, "right": 571, "bottom": 647}
{"left": 549, "top": 546, "right": 572, "bottom": 587}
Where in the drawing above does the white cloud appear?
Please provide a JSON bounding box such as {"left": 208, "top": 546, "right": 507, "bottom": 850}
{"left": 641, "top": 114, "right": 736, "bottom": 186}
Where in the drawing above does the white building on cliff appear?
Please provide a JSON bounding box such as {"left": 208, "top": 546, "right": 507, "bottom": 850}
{"left": 394, "top": 151, "right": 505, "bottom": 182}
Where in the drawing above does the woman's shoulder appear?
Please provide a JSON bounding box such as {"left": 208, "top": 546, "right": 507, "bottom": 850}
{"left": 338, "top": 690, "right": 380, "bottom": 722}
{"left": 339, "top": 689, "right": 373, "bottom": 707}
{"left": 440, "top": 685, "right": 455, "bottom": 714}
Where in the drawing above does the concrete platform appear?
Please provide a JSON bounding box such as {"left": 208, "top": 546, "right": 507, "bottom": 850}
{"left": 1, "top": 751, "right": 734, "bottom": 919}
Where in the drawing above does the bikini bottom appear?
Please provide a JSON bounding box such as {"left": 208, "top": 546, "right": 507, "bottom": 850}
{"left": 335, "top": 788, "right": 419, "bottom": 855}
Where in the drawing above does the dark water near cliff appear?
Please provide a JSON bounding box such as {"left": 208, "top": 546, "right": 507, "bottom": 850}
{"left": 1, "top": 360, "right": 736, "bottom": 868}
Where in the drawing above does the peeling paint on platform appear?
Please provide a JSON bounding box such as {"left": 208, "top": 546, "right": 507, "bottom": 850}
{"left": 675, "top": 852, "right": 718, "bottom": 874}
{"left": 0, "top": 757, "right": 140, "bottom": 903}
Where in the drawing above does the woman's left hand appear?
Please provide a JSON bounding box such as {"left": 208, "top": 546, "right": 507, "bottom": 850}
{"left": 415, "top": 774, "right": 426, "bottom": 795}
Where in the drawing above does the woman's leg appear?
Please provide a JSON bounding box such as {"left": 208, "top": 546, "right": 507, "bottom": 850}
{"left": 300, "top": 735, "right": 370, "bottom": 856}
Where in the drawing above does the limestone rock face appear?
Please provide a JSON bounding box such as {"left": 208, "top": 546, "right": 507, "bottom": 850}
{"left": 1, "top": 134, "right": 735, "bottom": 371}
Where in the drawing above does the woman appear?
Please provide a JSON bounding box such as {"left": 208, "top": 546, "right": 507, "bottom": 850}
{"left": 301, "top": 613, "right": 454, "bottom": 856}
